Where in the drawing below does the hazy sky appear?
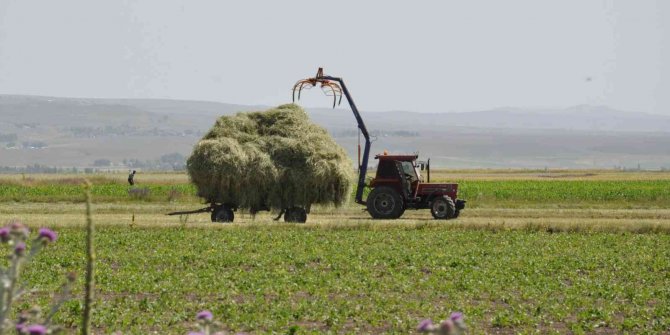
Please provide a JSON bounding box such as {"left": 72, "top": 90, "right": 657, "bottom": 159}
{"left": 0, "top": 1, "right": 668, "bottom": 114}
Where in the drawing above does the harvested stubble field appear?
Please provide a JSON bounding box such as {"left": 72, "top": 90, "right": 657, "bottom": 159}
{"left": 1, "top": 170, "right": 669, "bottom": 334}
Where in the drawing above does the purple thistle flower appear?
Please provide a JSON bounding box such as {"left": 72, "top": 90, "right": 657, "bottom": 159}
{"left": 0, "top": 227, "right": 9, "bottom": 242}
{"left": 14, "top": 242, "right": 26, "bottom": 255}
{"left": 26, "top": 324, "right": 47, "bottom": 335}
{"left": 450, "top": 312, "right": 463, "bottom": 322}
{"left": 417, "top": 319, "right": 433, "bottom": 332}
{"left": 16, "top": 323, "right": 26, "bottom": 332}
{"left": 196, "top": 310, "right": 213, "bottom": 321}
{"left": 10, "top": 221, "right": 25, "bottom": 230}
{"left": 38, "top": 228, "right": 58, "bottom": 243}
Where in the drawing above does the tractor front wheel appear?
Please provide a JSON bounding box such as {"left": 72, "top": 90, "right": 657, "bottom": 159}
{"left": 367, "top": 186, "right": 404, "bottom": 219}
{"left": 211, "top": 205, "right": 234, "bottom": 223}
{"left": 431, "top": 196, "right": 456, "bottom": 220}
{"left": 284, "top": 207, "right": 307, "bottom": 223}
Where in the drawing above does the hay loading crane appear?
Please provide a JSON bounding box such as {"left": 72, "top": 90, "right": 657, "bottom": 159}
{"left": 294, "top": 68, "right": 466, "bottom": 219}
{"left": 293, "top": 68, "right": 370, "bottom": 205}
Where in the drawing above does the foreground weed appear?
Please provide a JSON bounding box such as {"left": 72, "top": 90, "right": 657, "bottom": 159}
{"left": 0, "top": 221, "right": 65, "bottom": 334}
{"left": 418, "top": 312, "right": 467, "bottom": 334}
{"left": 81, "top": 181, "right": 94, "bottom": 335}
{"left": 187, "top": 310, "right": 234, "bottom": 335}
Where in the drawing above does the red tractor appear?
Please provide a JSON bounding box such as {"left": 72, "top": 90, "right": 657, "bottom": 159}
{"left": 367, "top": 154, "right": 464, "bottom": 219}
{"left": 294, "top": 68, "right": 465, "bottom": 220}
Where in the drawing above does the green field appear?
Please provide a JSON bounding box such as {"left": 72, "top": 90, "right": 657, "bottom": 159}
{"left": 2, "top": 170, "right": 670, "bottom": 333}
{"left": 3, "top": 171, "right": 670, "bottom": 208}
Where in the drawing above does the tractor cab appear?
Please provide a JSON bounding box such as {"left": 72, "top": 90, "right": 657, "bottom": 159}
{"left": 370, "top": 154, "right": 422, "bottom": 200}
{"left": 366, "top": 153, "right": 465, "bottom": 220}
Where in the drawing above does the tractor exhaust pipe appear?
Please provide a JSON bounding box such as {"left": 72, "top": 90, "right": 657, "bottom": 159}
{"left": 427, "top": 158, "right": 431, "bottom": 183}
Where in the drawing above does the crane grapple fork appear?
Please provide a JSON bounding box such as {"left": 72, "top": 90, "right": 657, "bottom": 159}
{"left": 292, "top": 68, "right": 343, "bottom": 108}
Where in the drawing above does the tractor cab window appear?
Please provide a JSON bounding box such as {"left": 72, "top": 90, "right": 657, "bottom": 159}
{"left": 400, "top": 161, "right": 418, "bottom": 183}
{"left": 376, "top": 160, "right": 397, "bottom": 179}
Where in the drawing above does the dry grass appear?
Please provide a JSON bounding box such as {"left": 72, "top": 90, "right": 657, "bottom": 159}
{"left": 6, "top": 202, "right": 670, "bottom": 234}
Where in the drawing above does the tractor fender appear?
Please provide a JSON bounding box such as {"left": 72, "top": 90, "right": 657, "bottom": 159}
{"left": 424, "top": 191, "right": 442, "bottom": 206}
{"left": 423, "top": 190, "right": 460, "bottom": 209}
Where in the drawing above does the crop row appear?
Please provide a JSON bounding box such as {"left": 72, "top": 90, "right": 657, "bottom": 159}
{"left": 457, "top": 180, "right": 670, "bottom": 203}
{"left": 1, "top": 180, "right": 670, "bottom": 206}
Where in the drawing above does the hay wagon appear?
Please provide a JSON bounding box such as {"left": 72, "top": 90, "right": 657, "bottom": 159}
{"left": 169, "top": 68, "right": 465, "bottom": 223}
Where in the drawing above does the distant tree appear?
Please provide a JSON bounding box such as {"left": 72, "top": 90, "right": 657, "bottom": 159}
{"left": 93, "top": 159, "right": 112, "bottom": 167}
{"left": 160, "top": 153, "right": 186, "bottom": 170}
{"left": 0, "top": 133, "right": 18, "bottom": 142}
{"left": 160, "top": 153, "right": 185, "bottom": 164}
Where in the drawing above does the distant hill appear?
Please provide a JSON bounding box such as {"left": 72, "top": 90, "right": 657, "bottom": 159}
{"left": 3, "top": 94, "right": 669, "bottom": 132}
{"left": 2, "top": 94, "right": 670, "bottom": 169}
{"left": 313, "top": 105, "right": 670, "bottom": 133}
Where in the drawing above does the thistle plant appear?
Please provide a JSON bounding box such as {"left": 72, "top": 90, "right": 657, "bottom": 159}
{"left": 0, "top": 220, "right": 64, "bottom": 335}
{"left": 82, "top": 181, "right": 94, "bottom": 335}
{"left": 417, "top": 312, "right": 467, "bottom": 335}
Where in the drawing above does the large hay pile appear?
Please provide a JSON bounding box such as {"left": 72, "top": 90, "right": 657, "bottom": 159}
{"left": 187, "top": 104, "right": 353, "bottom": 210}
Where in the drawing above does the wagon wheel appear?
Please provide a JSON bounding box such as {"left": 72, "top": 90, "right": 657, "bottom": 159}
{"left": 211, "top": 205, "right": 234, "bottom": 223}
{"left": 284, "top": 207, "right": 307, "bottom": 223}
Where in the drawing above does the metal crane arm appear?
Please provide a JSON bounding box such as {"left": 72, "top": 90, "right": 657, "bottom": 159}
{"left": 320, "top": 75, "right": 370, "bottom": 205}
{"left": 292, "top": 68, "right": 370, "bottom": 205}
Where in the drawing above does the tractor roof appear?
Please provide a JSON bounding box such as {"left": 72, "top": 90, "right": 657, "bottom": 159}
{"left": 375, "top": 154, "right": 419, "bottom": 161}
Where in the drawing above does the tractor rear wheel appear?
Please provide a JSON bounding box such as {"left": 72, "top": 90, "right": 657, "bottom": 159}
{"left": 211, "top": 205, "right": 234, "bottom": 223}
{"left": 367, "top": 186, "right": 404, "bottom": 219}
{"left": 284, "top": 207, "right": 307, "bottom": 223}
{"left": 431, "top": 196, "right": 456, "bottom": 220}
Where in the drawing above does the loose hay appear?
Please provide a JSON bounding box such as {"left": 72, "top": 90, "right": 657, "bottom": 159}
{"left": 187, "top": 104, "right": 354, "bottom": 210}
